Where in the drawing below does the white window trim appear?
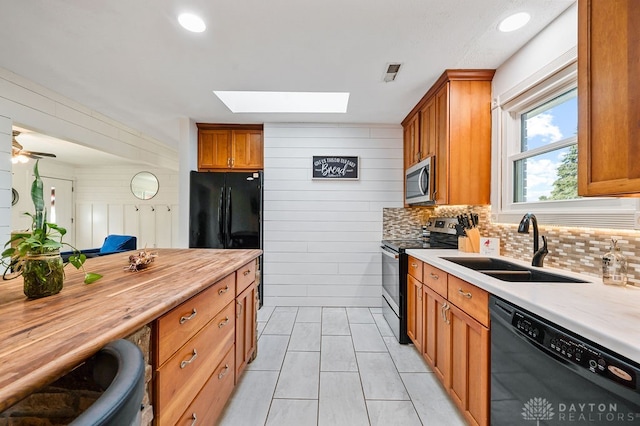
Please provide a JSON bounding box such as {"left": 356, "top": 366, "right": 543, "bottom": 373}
{"left": 491, "top": 48, "right": 639, "bottom": 230}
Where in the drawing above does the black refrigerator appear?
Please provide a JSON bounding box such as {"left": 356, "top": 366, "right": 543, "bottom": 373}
{"left": 189, "top": 170, "right": 263, "bottom": 304}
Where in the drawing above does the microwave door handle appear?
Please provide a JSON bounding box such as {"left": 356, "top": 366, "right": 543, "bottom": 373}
{"left": 418, "top": 167, "right": 428, "bottom": 195}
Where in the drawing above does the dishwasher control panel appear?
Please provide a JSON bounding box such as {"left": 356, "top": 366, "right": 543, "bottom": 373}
{"left": 512, "top": 311, "right": 638, "bottom": 391}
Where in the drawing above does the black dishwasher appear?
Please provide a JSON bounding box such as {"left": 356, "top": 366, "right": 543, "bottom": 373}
{"left": 490, "top": 295, "right": 640, "bottom": 425}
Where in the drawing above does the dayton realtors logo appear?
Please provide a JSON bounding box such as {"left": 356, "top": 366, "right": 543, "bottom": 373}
{"left": 522, "top": 397, "right": 640, "bottom": 424}
{"left": 522, "top": 397, "right": 555, "bottom": 425}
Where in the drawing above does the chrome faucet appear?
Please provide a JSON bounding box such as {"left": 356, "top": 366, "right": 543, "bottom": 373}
{"left": 517, "top": 213, "right": 548, "bottom": 267}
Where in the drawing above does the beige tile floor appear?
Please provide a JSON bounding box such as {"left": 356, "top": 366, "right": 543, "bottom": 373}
{"left": 218, "top": 306, "right": 466, "bottom": 426}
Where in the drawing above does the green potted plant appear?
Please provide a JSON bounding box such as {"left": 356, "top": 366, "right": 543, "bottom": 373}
{"left": 2, "top": 160, "right": 102, "bottom": 298}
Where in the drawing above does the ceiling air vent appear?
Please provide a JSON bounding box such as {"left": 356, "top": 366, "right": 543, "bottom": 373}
{"left": 383, "top": 63, "right": 402, "bottom": 82}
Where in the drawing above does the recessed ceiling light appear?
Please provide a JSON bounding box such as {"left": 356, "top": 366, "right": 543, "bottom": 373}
{"left": 498, "top": 12, "right": 531, "bottom": 32}
{"left": 213, "top": 91, "right": 350, "bottom": 113}
{"left": 178, "top": 13, "right": 206, "bottom": 33}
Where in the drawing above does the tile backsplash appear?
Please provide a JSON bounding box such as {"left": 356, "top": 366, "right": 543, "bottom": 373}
{"left": 383, "top": 205, "right": 640, "bottom": 286}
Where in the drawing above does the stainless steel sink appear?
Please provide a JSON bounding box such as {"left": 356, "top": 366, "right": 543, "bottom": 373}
{"left": 440, "top": 257, "right": 589, "bottom": 283}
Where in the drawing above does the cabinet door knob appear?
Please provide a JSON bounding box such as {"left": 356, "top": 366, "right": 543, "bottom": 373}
{"left": 179, "top": 309, "right": 197, "bottom": 324}
{"left": 180, "top": 349, "right": 198, "bottom": 369}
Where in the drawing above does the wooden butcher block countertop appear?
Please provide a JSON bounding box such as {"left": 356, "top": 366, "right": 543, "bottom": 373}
{"left": 0, "top": 248, "right": 262, "bottom": 412}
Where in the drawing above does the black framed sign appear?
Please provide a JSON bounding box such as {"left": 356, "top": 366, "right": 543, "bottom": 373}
{"left": 312, "top": 156, "right": 359, "bottom": 180}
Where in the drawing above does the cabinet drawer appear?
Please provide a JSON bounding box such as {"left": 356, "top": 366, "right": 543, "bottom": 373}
{"left": 424, "top": 263, "right": 447, "bottom": 297}
{"left": 175, "top": 346, "right": 236, "bottom": 426}
{"left": 447, "top": 275, "right": 489, "bottom": 327}
{"left": 156, "top": 301, "right": 235, "bottom": 426}
{"left": 408, "top": 256, "right": 423, "bottom": 281}
{"left": 156, "top": 274, "right": 235, "bottom": 366}
{"left": 236, "top": 260, "right": 256, "bottom": 296}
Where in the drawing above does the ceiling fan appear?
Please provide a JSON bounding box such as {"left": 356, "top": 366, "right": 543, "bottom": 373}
{"left": 12, "top": 131, "right": 57, "bottom": 163}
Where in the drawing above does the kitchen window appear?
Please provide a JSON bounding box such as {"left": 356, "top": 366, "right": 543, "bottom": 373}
{"left": 513, "top": 87, "right": 577, "bottom": 203}
{"left": 492, "top": 59, "right": 639, "bottom": 229}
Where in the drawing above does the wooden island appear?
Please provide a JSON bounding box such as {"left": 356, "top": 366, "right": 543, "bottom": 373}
{"left": 0, "top": 248, "right": 261, "bottom": 425}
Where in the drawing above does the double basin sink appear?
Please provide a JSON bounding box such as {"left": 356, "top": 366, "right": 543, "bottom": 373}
{"left": 440, "top": 257, "right": 589, "bottom": 283}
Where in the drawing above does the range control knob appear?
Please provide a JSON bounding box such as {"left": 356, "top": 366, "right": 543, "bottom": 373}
{"left": 531, "top": 328, "right": 539, "bottom": 338}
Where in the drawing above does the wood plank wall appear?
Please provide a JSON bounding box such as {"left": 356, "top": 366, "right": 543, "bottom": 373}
{"left": 263, "top": 123, "right": 403, "bottom": 307}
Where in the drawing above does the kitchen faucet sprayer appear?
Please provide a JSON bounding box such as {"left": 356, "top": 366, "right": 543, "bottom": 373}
{"left": 517, "top": 213, "right": 548, "bottom": 267}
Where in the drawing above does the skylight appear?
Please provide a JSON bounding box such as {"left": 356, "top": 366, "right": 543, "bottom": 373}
{"left": 213, "top": 91, "right": 350, "bottom": 113}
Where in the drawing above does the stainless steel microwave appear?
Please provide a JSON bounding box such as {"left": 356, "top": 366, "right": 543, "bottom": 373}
{"left": 405, "top": 156, "right": 434, "bottom": 205}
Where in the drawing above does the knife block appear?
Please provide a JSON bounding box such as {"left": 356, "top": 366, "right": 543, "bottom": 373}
{"left": 458, "top": 228, "right": 480, "bottom": 253}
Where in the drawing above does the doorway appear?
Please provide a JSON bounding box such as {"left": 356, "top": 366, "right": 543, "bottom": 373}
{"left": 11, "top": 171, "right": 75, "bottom": 247}
{"left": 41, "top": 176, "right": 74, "bottom": 247}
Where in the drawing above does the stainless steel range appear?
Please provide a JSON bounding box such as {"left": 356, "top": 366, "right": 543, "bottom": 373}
{"left": 381, "top": 217, "right": 459, "bottom": 343}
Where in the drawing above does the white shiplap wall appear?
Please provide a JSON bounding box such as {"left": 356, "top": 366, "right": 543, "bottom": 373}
{"left": 263, "top": 123, "right": 403, "bottom": 307}
{"left": 0, "top": 116, "right": 12, "bottom": 247}
{"left": 73, "top": 165, "right": 179, "bottom": 249}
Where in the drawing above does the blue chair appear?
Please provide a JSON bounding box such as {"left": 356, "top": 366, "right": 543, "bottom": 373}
{"left": 62, "top": 235, "right": 137, "bottom": 262}
{"left": 70, "top": 339, "right": 145, "bottom": 426}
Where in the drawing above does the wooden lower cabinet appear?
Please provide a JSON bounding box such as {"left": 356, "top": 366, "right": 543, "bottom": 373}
{"left": 175, "top": 346, "right": 236, "bottom": 425}
{"left": 422, "top": 285, "right": 450, "bottom": 387}
{"left": 448, "top": 302, "right": 489, "bottom": 426}
{"left": 407, "top": 274, "right": 424, "bottom": 352}
{"left": 417, "top": 262, "right": 490, "bottom": 426}
{"left": 235, "top": 281, "right": 257, "bottom": 381}
{"left": 154, "top": 260, "right": 259, "bottom": 425}
{"left": 156, "top": 302, "right": 235, "bottom": 425}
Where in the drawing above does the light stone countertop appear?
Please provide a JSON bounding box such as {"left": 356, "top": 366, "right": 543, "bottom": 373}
{"left": 405, "top": 249, "right": 640, "bottom": 364}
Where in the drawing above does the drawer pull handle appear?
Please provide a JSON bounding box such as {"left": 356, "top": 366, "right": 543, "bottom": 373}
{"left": 179, "top": 309, "right": 197, "bottom": 324}
{"left": 458, "top": 288, "right": 472, "bottom": 299}
{"left": 218, "top": 285, "right": 230, "bottom": 295}
{"left": 190, "top": 413, "right": 197, "bottom": 426}
{"left": 243, "top": 269, "right": 251, "bottom": 276}
{"left": 430, "top": 273, "right": 439, "bottom": 280}
{"left": 411, "top": 262, "right": 418, "bottom": 268}
{"left": 180, "top": 349, "right": 198, "bottom": 369}
{"left": 218, "top": 364, "right": 230, "bottom": 379}
{"left": 218, "top": 316, "right": 230, "bottom": 328}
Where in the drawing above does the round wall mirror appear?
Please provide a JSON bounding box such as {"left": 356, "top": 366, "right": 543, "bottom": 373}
{"left": 131, "top": 172, "right": 159, "bottom": 200}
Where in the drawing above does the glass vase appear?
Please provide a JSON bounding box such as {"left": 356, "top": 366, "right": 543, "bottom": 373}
{"left": 23, "top": 251, "right": 65, "bottom": 298}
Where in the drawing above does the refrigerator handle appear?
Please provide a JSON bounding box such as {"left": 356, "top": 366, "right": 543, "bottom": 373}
{"left": 218, "top": 187, "right": 224, "bottom": 245}
{"left": 225, "top": 187, "right": 232, "bottom": 247}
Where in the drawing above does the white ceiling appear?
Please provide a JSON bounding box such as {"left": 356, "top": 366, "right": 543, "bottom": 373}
{"left": 0, "top": 0, "right": 575, "bottom": 163}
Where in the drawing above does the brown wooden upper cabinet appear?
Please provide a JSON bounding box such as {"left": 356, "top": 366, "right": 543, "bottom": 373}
{"left": 197, "top": 123, "right": 264, "bottom": 171}
{"left": 402, "top": 70, "right": 494, "bottom": 206}
{"left": 578, "top": 0, "right": 640, "bottom": 196}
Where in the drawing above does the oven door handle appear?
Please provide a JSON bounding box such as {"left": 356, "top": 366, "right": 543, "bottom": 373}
{"left": 380, "top": 246, "right": 399, "bottom": 259}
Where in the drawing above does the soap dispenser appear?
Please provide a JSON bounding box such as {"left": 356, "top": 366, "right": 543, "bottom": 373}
{"left": 602, "top": 239, "right": 628, "bottom": 286}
